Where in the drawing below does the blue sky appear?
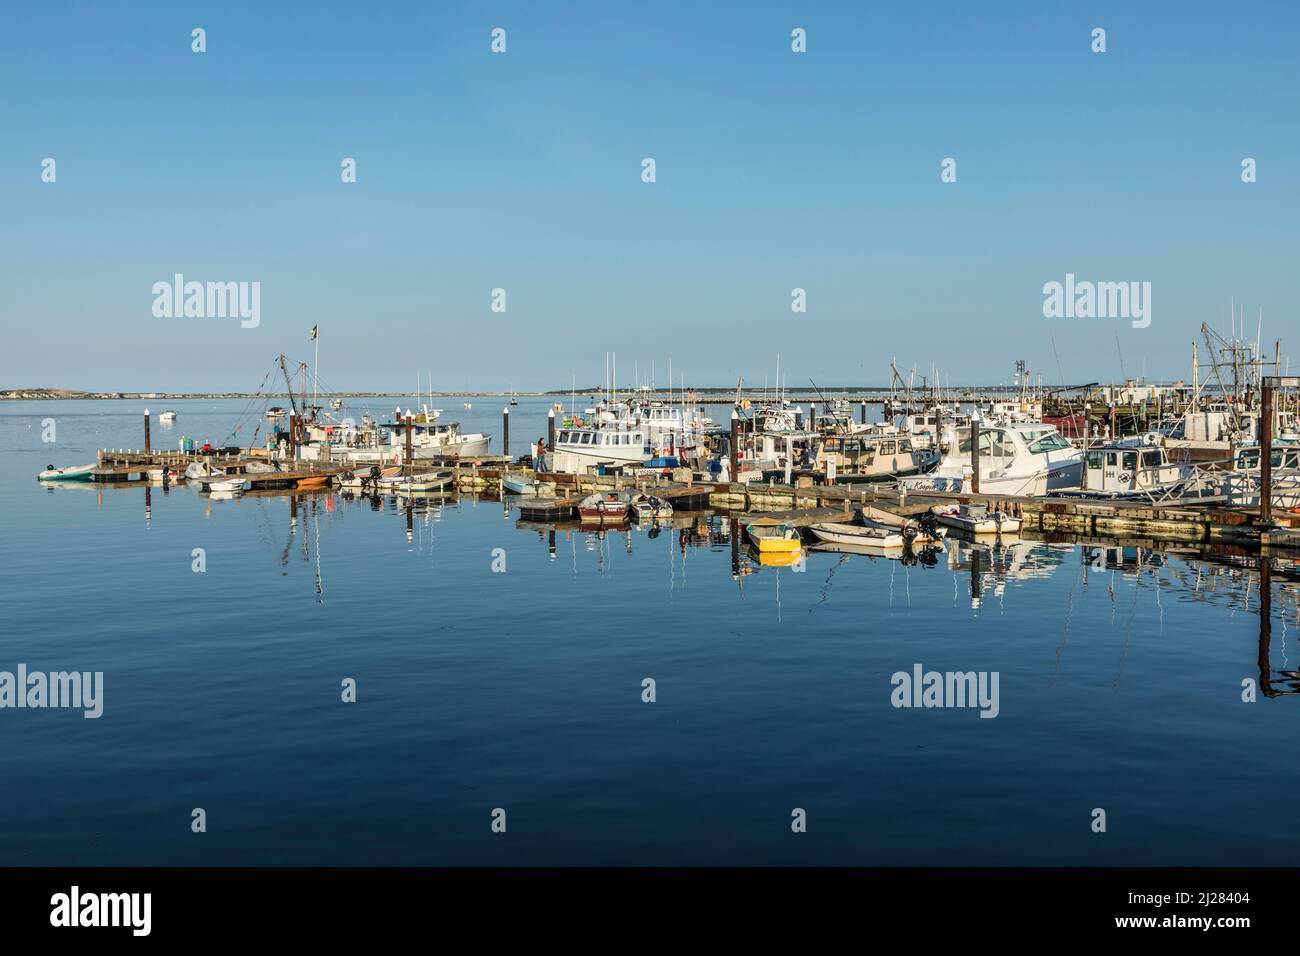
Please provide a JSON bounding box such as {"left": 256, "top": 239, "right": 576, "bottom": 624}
{"left": 2, "top": 1, "right": 1297, "bottom": 391}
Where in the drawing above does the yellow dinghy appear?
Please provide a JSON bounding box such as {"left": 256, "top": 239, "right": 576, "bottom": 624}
{"left": 744, "top": 518, "right": 802, "bottom": 553}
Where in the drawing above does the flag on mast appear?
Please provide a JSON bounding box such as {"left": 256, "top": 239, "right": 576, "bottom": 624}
{"left": 310, "top": 324, "right": 318, "bottom": 340}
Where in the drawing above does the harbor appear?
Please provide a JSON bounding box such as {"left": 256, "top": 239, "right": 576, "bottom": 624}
{"left": 37, "top": 339, "right": 1300, "bottom": 560}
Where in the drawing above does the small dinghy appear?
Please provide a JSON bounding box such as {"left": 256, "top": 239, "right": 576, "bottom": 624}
{"left": 146, "top": 466, "right": 182, "bottom": 483}
{"left": 207, "top": 478, "right": 250, "bottom": 494}
{"left": 929, "top": 503, "right": 1021, "bottom": 534}
{"left": 502, "top": 472, "right": 556, "bottom": 497}
{"left": 744, "top": 518, "right": 802, "bottom": 552}
{"left": 337, "top": 465, "right": 402, "bottom": 490}
{"left": 388, "top": 471, "right": 454, "bottom": 494}
{"left": 808, "top": 522, "right": 906, "bottom": 548}
{"left": 631, "top": 493, "right": 673, "bottom": 522}
{"left": 37, "top": 463, "right": 96, "bottom": 482}
{"left": 859, "top": 505, "right": 946, "bottom": 545}
{"left": 577, "top": 491, "right": 631, "bottom": 523}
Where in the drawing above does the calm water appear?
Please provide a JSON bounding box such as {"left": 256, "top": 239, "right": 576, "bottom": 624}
{"left": 2, "top": 398, "right": 1298, "bottom": 866}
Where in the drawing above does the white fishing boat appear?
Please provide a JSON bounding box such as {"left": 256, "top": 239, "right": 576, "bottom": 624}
{"left": 899, "top": 421, "right": 1083, "bottom": 496}
{"left": 930, "top": 504, "right": 1021, "bottom": 534}
{"left": 266, "top": 406, "right": 287, "bottom": 421}
{"left": 37, "top": 463, "right": 96, "bottom": 482}
{"left": 159, "top": 410, "right": 177, "bottom": 423}
{"left": 630, "top": 493, "right": 673, "bottom": 521}
{"left": 552, "top": 423, "right": 650, "bottom": 473}
{"left": 385, "top": 419, "right": 491, "bottom": 459}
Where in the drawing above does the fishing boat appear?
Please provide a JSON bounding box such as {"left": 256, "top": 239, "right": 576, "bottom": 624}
{"left": 37, "top": 463, "right": 96, "bottom": 482}
{"left": 577, "top": 490, "right": 631, "bottom": 523}
{"left": 899, "top": 421, "right": 1083, "bottom": 496}
{"left": 385, "top": 419, "right": 491, "bottom": 459}
{"left": 266, "top": 406, "right": 287, "bottom": 421}
{"left": 930, "top": 503, "right": 1021, "bottom": 534}
{"left": 744, "top": 518, "right": 802, "bottom": 552}
{"left": 630, "top": 493, "right": 673, "bottom": 521}
{"left": 552, "top": 422, "right": 651, "bottom": 474}
{"left": 159, "top": 410, "right": 177, "bottom": 423}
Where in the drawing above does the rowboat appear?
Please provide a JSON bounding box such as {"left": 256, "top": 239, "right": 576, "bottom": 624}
{"left": 207, "top": 478, "right": 250, "bottom": 494}
{"left": 337, "top": 465, "right": 402, "bottom": 490}
{"left": 502, "top": 472, "right": 556, "bottom": 497}
{"left": 859, "top": 505, "right": 946, "bottom": 545}
{"left": 37, "top": 463, "right": 96, "bottom": 482}
{"left": 577, "top": 491, "right": 631, "bottom": 523}
{"left": 296, "top": 474, "right": 331, "bottom": 490}
{"left": 146, "top": 467, "right": 183, "bottom": 483}
{"left": 808, "top": 522, "right": 907, "bottom": 548}
{"left": 387, "top": 471, "right": 454, "bottom": 494}
{"left": 630, "top": 494, "right": 673, "bottom": 521}
{"left": 744, "top": 519, "right": 802, "bottom": 552}
{"left": 929, "top": 504, "right": 1021, "bottom": 534}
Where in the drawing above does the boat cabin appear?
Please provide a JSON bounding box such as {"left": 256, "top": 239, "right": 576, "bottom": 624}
{"left": 1083, "top": 444, "right": 1184, "bottom": 493}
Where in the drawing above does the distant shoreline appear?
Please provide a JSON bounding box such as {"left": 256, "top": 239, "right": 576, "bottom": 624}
{"left": 0, "top": 384, "right": 1098, "bottom": 402}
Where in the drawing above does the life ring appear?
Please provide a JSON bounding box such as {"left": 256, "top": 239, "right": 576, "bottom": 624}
{"left": 1118, "top": 471, "right": 1131, "bottom": 484}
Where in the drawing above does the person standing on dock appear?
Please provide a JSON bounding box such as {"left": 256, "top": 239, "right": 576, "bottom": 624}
{"left": 535, "top": 437, "right": 547, "bottom": 473}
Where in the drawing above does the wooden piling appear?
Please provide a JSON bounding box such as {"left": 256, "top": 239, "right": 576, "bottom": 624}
{"left": 970, "top": 417, "right": 981, "bottom": 494}
{"left": 729, "top": 408, "right": 739, "bottom": 480}
{"left": 405, "top": 414, "right": 413, "bottom": 465}
{"left": 502, "top": 406, "right": 510, "bottom": 457}
{"left": 143, "top": 408, "right": 151, "bottom": 453}
{"left": 1261, "top": 382, "right": 1274, "bottom": 525}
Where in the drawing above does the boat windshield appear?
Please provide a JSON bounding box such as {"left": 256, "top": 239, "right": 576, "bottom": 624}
{"left": 1022, "top": 431, "right": 1071, "bottom": 453}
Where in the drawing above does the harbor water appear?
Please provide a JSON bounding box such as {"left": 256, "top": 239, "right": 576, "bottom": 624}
{"left": 1, "top": 398, "right": 1298, "bottom": 865}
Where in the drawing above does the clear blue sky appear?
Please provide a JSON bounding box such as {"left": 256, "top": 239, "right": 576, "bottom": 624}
{"left": 2, "top": 1, "right": 1296, "bottom": 392}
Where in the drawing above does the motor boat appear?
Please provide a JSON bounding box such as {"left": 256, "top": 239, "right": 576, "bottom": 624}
{"left": 744, "top": 519, "right": 802, "bottom": 553}
{"left": 930, "top": 503, "right": 1021, "bottom": 534}
{"left": 577, "top": 491, "right": 631, "bottom": 524}
{"left": 630, "top": 493, "right": 673, "bottom": 522}
{"left": 37, "top": 463, "right": 96, "bottom": 482}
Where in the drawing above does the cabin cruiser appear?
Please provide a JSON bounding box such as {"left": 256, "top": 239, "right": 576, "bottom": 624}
{"left": 899, "top": 421, "right": 1083, "bottom": 496}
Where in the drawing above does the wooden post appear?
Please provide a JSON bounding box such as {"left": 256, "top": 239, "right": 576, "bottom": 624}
{"left": 809, "top": 404, "right": 817, "bottom": 433}
{"left": 860, "top": 401, "right": 867, "bottom": 425}
{"left": 1260, "top": 383, "right": 1273, "bottom": 524}
{"left": 729, "top": 408, "right": 739, "bottom": 482}
{"left": 546, "top": 408, "right": 555, "bottom": 471}
{"left": 502, "top": 407, "right": 510, "bottom": 457}
{"left": 405, "top": 414, "right": 413, "bottom": 466}
{"left": 143, "top": 408, "right": 151, "bottom": 453}
{"left": 970, "top": 416, "right": 981, "bottom": 495}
